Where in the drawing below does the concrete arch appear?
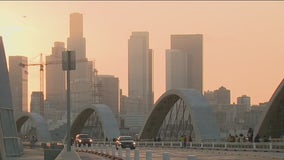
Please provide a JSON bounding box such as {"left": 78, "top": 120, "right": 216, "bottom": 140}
{"left": 70, "top": 104, "right": 120, "bottom": 140}
{"left": 140, "top": 89, "right": 220, "bottom": 141}
{"left": 255, "top": 78, "right": 284, "bottom": 138}
{"left": 16, "top": 112, "right": 51, "bottom": 142}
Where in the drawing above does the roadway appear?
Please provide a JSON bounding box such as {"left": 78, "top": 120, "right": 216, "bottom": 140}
{"left": 16, "top": 144, "right": 284, "bottom": 160}
{"left": 75, "top": 146, "right": 284, "bottom": 160}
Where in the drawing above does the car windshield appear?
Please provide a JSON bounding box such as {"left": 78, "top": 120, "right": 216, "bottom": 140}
{"left": 80, "top": 134, "right": 90, "bottom": 138}
{"left": 120, "top": 136, "right": 133, "bottom": 140}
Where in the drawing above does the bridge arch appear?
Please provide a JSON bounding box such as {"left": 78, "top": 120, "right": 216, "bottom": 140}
{"left": 255, "top": 78, "right": 284, "bottom": 138}
{"left": 140, "top": 89, "right": 220, "bottom": 141}
{"left": 16, "top": 112, "right": 51, "bottom": 142}
{"left": 70, "top": 104, "right": 120, "bottom": 140}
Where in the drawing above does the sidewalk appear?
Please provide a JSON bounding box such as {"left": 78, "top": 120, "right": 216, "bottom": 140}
{"left": 17, "top": 147, "right": 44, "bottom": 160}
{"left": 15, "top": 145, "right": 81, "bottom": 160}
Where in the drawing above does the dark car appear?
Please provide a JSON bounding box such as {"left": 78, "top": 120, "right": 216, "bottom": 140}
{"left": 75, "top": 134, "right": 93, "bottom": 147}
{"left": 115, "top": 136, "right": 136, "bottom": 150}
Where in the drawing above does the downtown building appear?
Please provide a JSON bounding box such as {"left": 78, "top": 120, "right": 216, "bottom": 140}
{"left": 166, "top": 34, "right": 203, "bottom": 93}
{"left": 30, "top": 91, "right": 44, "bottom": 116}
{"left": 9, "top": 56, "right": 28, "bottom": 115}
{"left": 67, "top": 12, "right": 94, "bottom": 114}
{"left": 123, "top": 32, "right": 154, "bottom": 135}
{"left": 128, "top": 31, "right": 154, "bottom": 115}
{"left": 45, "top": 42, "right": 66, "bottom": 120}
{"left": 94, "top": 75, "right": 120, "bottom": 117}
{"left": 204, "top": 86, "right": 231, "bottom": 106}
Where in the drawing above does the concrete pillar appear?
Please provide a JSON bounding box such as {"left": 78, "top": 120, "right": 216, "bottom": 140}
{"left": 134, "top": 149, "right": 140, "bottom": 160}
{"left": 111, "top": 145, "right": 115, "bottom": 156}
{"left": 146, "top": 150, "right": 152, "bottom": 160}
{"left": 187, "top": 155, "right": 197, "bottom": 160}
{"left": 118, "top": 147, "right": 122, "bottom": 158}
{"left": 106, "top": 145, "right": 109, "bottom": 155}
{"left": 100, "top": 144, "right": 104, "bottom": 153}
{"left": 163, "top": 152, "right": 170, "bottom": 160}
{"left": 126, "top": 148, "right": 130, "bottom": 160}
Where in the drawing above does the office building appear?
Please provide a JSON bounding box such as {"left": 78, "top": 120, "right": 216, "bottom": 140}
{"left": 67, "top": 12, "right": 86, "bottom": 60}
{"left": 128, "top": 31, "right": 154, "bottom": 115}
{"left": 95, "top": 75, "right": 120, "bottom": 116}
{"left": 67, "top": 12, "right": 94, "bottom": 113}
{"left": 30, "top": 91, "right": 44, "bottom": 116}
{"left": 204, "top": 86, "right": 231, "bottom": 105}
{"left": 166, "top": 34, "right": 203, "bottom": 93}
{"left": 237, "top": 95, "right": 251, "bottom": 108}
{"left": 9, "top": 56, "right": 28, "bottom": 115}
{"left": 45, "top": 42, "right": 66, "bottom": 119}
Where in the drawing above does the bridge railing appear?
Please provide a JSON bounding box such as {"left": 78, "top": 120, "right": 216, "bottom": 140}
{"left": 93, "top": 140, "right": 284, "bottom": 152}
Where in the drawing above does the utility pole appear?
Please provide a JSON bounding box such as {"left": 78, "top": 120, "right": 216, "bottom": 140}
{"left": 62, "top": 51, "right": 76, "bottom": 152}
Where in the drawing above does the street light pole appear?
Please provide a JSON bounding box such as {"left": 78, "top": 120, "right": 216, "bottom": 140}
{"left": 62, "top": 51, "right": 76, "bottom": 152}
{"left": 66, "top": 59, "right": 71, "bottom": 152}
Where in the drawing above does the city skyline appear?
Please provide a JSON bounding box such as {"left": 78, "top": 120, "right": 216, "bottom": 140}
{"left": 1, "top": 1, "right": 284, "bottom": 105}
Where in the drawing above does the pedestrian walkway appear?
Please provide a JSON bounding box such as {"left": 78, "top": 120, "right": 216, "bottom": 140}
{"left": 18, "top": 147, "right": 44, "bottom": 160}
{"left": 15, "top": 145, "right": 81, "bottom": 160}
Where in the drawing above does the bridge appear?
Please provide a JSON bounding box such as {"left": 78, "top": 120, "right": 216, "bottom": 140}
{"left": 1, "top": 34, "right": 284, "bottom": 159}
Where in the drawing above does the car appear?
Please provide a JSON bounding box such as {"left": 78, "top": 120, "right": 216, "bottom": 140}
{"left": 115, "top": 136, "right": 136, "bottom": 150}
{"left": 75, "top": 134, "right": 93, "bottom": 147}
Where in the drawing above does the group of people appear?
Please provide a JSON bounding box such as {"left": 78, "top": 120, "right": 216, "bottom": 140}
{"left": 180, "top": 135, "right": 192, "bottom": 147}
{"left": 227, "top": 128, "right": 271, "bottom": 143}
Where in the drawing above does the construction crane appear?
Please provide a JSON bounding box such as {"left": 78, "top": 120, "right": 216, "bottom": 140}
{"left": 19, "top": 53, "right": 44, "bottom": 116}
{"left": 19, "top": 53, "right": 44, "bottom": 93}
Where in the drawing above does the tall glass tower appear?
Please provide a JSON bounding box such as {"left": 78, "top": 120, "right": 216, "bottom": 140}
{"left": 128, "top": 32, "right": 154, "bottom": 114}
{"left": 166, "top": 34, "right": 203, "bottom": 94}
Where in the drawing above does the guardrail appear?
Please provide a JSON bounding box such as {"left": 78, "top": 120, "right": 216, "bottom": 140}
{"left": 93, "top": 140, "right": 284, "bottom": 152}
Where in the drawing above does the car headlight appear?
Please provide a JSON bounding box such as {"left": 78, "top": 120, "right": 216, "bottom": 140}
{"left": 89, "top": 139, "right": 93, "bottom": 142}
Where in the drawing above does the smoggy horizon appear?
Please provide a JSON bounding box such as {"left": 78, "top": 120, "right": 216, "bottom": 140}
{"left": 1, "top": 1, "right": 284, "bottom": 105}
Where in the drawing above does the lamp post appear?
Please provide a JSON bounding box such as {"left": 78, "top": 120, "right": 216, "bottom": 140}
{"left": 62, "top": 51, "right": 76, "bottom": 152}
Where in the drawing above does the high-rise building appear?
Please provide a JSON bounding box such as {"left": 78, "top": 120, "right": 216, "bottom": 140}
{"left": 204, "top": 86, "right": 231, "bottom": 106}
{"left": 45, "top": 42, "right": 66, "bottom": 118}
{"left": 95, "top": 75, "right": 120, "bottom": 116}
{"left": 128, "top": 31, "right": 154, "bottom": 115}
{"left": 30, "top": 91, "right": 44, "bottom": 116}
{"left": 67, "top": 12, "right": 94, "bottom": 113}
{"left": 166, "top": 34, "right": 203, "bottom": 93}
{"left": 237, "top": 95, "right": 251, "bottom": 108}
{"left": 67, "top": 12, "right": 86, "bottom": 60}
{"left": 9, "top": 56, "right": 28, "bottom": 115}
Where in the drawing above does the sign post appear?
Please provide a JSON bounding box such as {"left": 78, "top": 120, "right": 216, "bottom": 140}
{"left": 62, "top": 51, "right": 76, "bottom": 152}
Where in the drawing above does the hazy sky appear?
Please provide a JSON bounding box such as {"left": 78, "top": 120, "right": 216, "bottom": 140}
{"left": 1, "top": 1, "right": 284, "bottom": 105}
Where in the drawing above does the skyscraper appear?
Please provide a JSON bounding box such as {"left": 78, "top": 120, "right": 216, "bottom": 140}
{"left": 128, "top": 32, "right": 154, "bottom": 114}
{"left": 67, "top": 12, "right": 94, "bottom": 113}
{"left": 9, "top": 56, "right": 28, "bottom": 115}
{"left": 67, "top": 12, "right": 86, "bottom": 60}
{"left": 166, "top": 34, "right": 203, "bottom": 93}
{"left": 45, "top": 42, "right": 66, "bottom": 117}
